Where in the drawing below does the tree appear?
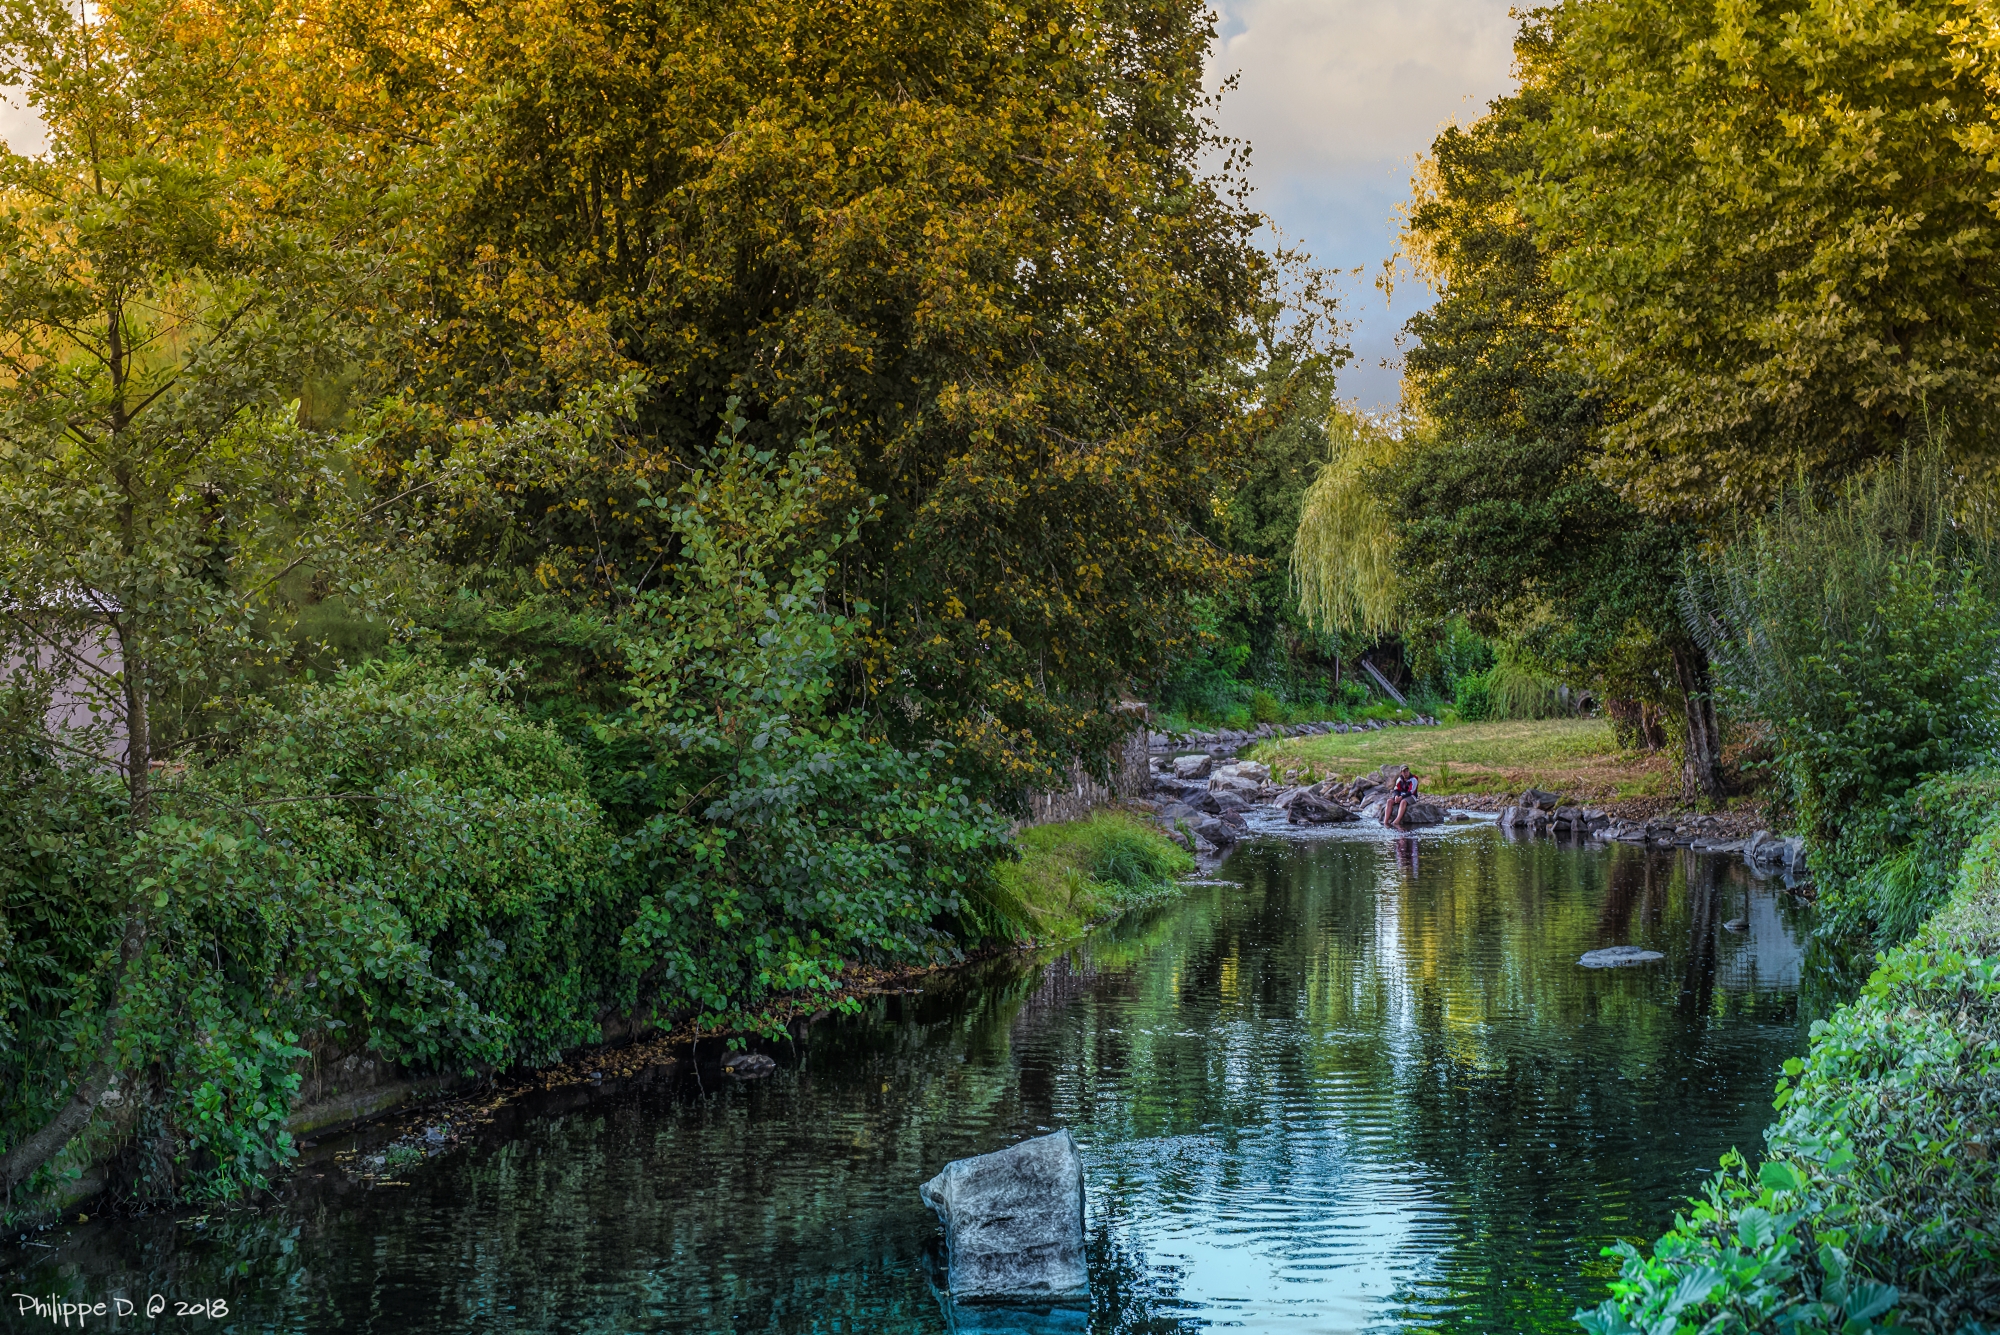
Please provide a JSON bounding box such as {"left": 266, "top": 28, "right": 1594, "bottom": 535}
{"left": 1380, "top": 14, "right": 1724, "bottom": 797}
{"left": 1527, "top": 0, "right": 2000, "bottom": 517}
{"left": 0, "top": 0, "right": 397, "bottom": 1193}
{"left": 147, "top": 0, "right": 1279, "bottom": 797}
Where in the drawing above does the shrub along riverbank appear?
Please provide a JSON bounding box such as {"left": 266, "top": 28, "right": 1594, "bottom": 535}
{"left": 1577, "top": 803, "right": 2000, "bottom": 1335}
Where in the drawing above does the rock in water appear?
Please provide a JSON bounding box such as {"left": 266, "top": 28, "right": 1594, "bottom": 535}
{"left": 720, "top": 1051, "right": 778, "bottom": 1077}
{"left": 920, "top": 1131, "right": 1088, "bottom": 1303}
{"left": 1288, "top": 790, "right": 1358, "bottom": 825}
{"left": 1578, "top": 946, "right": 1666, "bottom": 968}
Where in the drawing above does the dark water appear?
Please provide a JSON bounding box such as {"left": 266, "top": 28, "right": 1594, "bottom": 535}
{"left": 4, "top": 821, "right": 1819, "bottom": 1334}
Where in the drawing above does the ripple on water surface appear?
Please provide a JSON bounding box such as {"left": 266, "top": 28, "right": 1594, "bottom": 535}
{"left": 4, "top": 822, "right": 1818, "bottom": 1334}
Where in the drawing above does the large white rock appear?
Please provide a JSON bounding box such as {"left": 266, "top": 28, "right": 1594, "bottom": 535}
{"left": 1171, "top": 753, "right": 1214, "bottom": 780}
{"left": 920, "top": 1131, "right": 1089, "bottom": 1303}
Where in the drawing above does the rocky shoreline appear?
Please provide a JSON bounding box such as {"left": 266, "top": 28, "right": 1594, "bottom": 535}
{"left": 1129, "top": 733, "right": 1810, "bottom": 889}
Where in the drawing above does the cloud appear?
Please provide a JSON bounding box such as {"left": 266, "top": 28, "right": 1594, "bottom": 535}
{"left": 1206, "top": 0, "right": 1518, "bottom": 179}
{"left": 1203, "top": 0, "right": 1519, "bottom": 410}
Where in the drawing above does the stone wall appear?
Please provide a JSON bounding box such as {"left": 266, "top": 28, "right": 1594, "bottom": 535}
{"left": 1020, "top": 714, "right": 1151, "bottom": 828}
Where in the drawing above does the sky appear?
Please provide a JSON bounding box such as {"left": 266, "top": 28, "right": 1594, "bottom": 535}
{"left": 1205, "top": 0, "right": 1520, "bottom": 412}
{"left": 2, "top": 3, "right": 1520, "bottom": 412}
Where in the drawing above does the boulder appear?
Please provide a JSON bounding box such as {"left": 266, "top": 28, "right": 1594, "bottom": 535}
{"left": 1216, "top": 760, "right": 1270, "bottom": 783}
{"left": 1189, "top": 815, "right": 1237, "bottom": 847}
{"left": 1209, "top": 789, "right": 1252, "bottom": 815}
{"left": 1383, "top": 800, "right": 1447, "bottom": 828}
{"left": 1579, "top": 946, "right": 1666, "bottom": 968}
{"left": 1171, "top": 753, "right": 1214, "bottom": 780}
{"left": 1270, "top": 787, "right": 1304, "bottom": 810}
{"left": 721, "top": 1051, "right": 778, "bottom": 1078}
{"left": 1288, "top": 790, "right": 1359, "bottom": 825}
{"left": 1723, "top": 918, "right": 1749, "bottom": 933}
{"left": 1209, "top": 774, "right": 1262, "bottom": 797}
{"left": 921, "top": 1131, "right": 1088, "bottom": 1304}
{"left": 1518, "top": 788, "right": 1564, "bottom": 812}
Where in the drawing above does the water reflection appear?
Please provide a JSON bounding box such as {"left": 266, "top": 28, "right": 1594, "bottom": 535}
{"left": 3, "top": 824, "right": 1818, "bottom": 1334}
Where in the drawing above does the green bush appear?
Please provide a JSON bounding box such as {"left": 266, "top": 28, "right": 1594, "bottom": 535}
{"left": 0, "top": 660, "right": 622, "bottom": 1205}
{"left": 1455, "top": 670, "right": 1495, "bottom": 721}
{"left": 1688, "top": 452, "right": 2000, "bottom": 932}
{"left": 1250, "top": 689, "right": 1285, "bottom": 723}
{"left": 1847, "top": 768, "right": 2000, "bottom": 947}
{"left": 1576, "top": 819, "right": 2000, "bottom": 1335}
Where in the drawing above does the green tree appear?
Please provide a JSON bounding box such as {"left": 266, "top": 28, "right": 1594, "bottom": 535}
{"left": 1380, "top": 14, "right": 1723, "bottom": 796}
{"left": 1527, "top": 0, "right": 2000, "bottom": 517}
{"left": 163, "top": 0, "right": 1279, "bottom": 797}
{"left": 0, "top": 0, "right": 402, "bottom": 1193}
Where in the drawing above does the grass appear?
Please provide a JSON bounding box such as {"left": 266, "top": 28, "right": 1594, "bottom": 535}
{"left": 1247, "top": 717, "right": 1675, "bottom": 802}
{"left": 982, "top": 811, "right": 1196, "bottom": 945}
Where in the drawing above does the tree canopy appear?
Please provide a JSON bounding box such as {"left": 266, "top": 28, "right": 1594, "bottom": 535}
{"left": 1527, "top": 0, "right": 2000, "bottom": 516}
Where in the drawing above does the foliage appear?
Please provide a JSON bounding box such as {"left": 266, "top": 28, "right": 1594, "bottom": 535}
{"left": 1292, "top": 406, "right": 1403, "bottom": 636}
{"left": 1529, "top": 0, "right": 2000, "bottom": 517}
{"left": 989, "top": 812, "right": 1193, "bottom": 945}
{"left": 160, "top": 0, "right": 1280, "bottom": 797}
{"left": 0, "top": 660, "right": 620, "bottom": 1207}
{"left": 1686, "top": 453, "right": 2000, "bottom": 928}
{"left": 1156, "top": 315, "right": 1352, "bottom": 729}
{"left": 1576, "top": 822, "right": 2000, "bottom": 1335}
{"left": 613, "top": 411, "right": 1009, "bottom": 1028}
{"left": 1385, "top": 12, "right": 1716, "bottom": 794}
{"left": 1851, "top": 768, "right": 2000, "bottom": 948}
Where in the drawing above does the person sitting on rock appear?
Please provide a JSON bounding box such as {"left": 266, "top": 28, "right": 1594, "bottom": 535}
{"left": 1385, "top": 767, "right": 1418, "bottom": 827}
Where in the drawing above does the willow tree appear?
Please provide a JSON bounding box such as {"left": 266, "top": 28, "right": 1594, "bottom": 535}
{"left": 1291, "top": 407, "right": 1401, "bottom": 639}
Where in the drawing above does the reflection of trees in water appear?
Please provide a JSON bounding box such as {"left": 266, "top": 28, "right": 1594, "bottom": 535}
{"left": 1677, "top": 851, "right": 1720, "bottom": 1020}
{"left": 4, "top": 834, "right": 1847, "bottom": 1335}
{"left": 1085, "top": 1224, "right": 1200, "bottom": 1334}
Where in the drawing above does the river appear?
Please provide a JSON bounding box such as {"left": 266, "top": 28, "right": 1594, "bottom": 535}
{"left": 4, "top": 816, "right": 1818, "bottom": 1333}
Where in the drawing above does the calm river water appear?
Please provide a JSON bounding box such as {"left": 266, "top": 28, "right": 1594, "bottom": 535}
{"left": 5, "top": 818, "right": 1819, "bottom": 1334}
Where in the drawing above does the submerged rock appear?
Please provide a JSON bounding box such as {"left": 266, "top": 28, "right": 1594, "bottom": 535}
{"left": 920, "top": 1131, "right": 1088, "bottom": 1304}
{"left": 1578, "top": 946, "right": 1666, "bottom": 968}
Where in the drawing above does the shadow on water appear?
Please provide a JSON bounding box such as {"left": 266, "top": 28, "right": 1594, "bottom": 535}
{"left": 2, "top": 824, "right": 1831, "bottom": 1334}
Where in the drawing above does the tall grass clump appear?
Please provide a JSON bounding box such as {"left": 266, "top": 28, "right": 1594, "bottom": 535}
{"left": 990, "top": 812, "right": 1195, "bottom": 943}
{"left": 1684, "top": 449, "right": 2000, "bottom": 937}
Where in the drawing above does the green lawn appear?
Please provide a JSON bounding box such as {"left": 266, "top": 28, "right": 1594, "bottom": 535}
{"left": 1247, "top": 718, "right": 1673, "bottom": 801}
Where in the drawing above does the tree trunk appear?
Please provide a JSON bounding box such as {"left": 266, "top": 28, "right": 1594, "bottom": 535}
{"left": 1671, "top": 641, "right": 1724, "bottom": 802}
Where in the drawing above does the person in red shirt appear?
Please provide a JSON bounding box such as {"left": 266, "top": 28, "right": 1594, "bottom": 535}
{"left": 1386, "top": 766, "right": 1418, "bottom": 827}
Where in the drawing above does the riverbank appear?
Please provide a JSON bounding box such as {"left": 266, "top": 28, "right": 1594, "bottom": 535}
{"left": 1245, "top": 717, "right": 1779, "bottom": 831}
{"left": 1579, "top": 812, "right": 2000, "bottom": 1334}
{"left": 1250, "top": 718, "right": 1672, "bottom": 801}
